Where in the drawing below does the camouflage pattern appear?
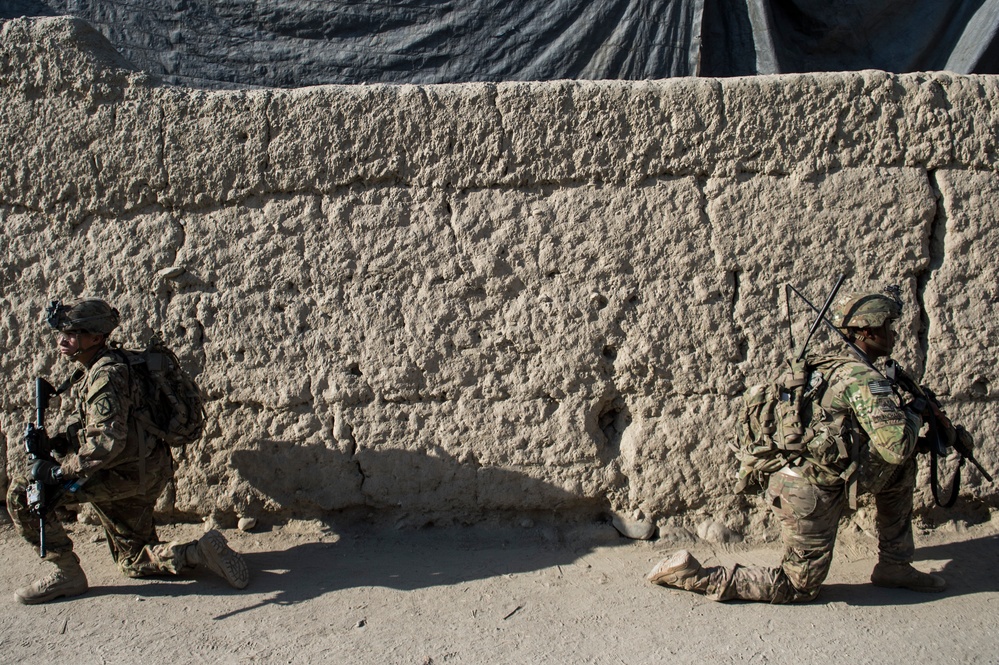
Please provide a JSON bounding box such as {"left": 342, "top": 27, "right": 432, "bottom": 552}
{"left": 46, "top": 299, "right": 121, "bottom": 334}
{"left": 61, "top": 348, "right": 150, "bottom": 477}
{"left": 829, "top": 291, "right": 902, "bottom": 329}
{"left": 803, "top": 353, "right": 919, "bottom": 487}
{"left": 673, "top": 352, "right": 920, "bottom": 603}
{"left": 698, "top": 459, "right": 916, "bottom": 602}
{"left": 6, "top": 348, "right": 195, "bottom": 577}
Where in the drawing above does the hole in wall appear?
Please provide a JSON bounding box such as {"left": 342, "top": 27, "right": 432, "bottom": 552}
{"left": 597, "top": 396, "right": 631, "bottom": 451}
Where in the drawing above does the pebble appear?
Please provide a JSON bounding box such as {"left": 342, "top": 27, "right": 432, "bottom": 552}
{"left": 157, "top": 265, "right": 185, "bottom": 279}
{"left": 238, "top": 517, "right": 257, "bottom": 532}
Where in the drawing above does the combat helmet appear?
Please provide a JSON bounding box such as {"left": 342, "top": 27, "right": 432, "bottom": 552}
{"left": 46, "top": 299, "right": 120, "bottom": 335}
{"left": 829, "top": 287, "right": 902, "bottom": 329}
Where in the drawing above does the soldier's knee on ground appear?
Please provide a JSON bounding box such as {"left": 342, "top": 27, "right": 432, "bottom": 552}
{"left": 116, "top": 559, "right": 149, "bottom": 579}
{"left": 784, "top": 581, "right": 821, "bottom": 603}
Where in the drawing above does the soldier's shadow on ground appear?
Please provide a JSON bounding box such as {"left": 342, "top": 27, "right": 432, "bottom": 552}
{"left": 212, "top": 525, "right": 608, "bottom": 620}
{"left": 82, "top": 521, "right": 609, "bottom": 619}
{"left": 815, "top": 534, "right": 999, "bottom": 606}
{"left": 146, "top": 441, "right": 627, "bottom": 616}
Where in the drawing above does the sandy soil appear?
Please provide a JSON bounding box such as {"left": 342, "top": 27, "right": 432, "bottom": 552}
{"left": 1, "top": 510, "right": 998, "bottom": 665}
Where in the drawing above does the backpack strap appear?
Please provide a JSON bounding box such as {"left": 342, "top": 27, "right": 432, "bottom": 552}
{"left": 817, "top": 360, "right": 864, "bottom": 508}
{"left": 839, "top": 416, "right": 860, "bottom": 509}
{"left": 110, "top": 347, "right": 151, "bottom": 487}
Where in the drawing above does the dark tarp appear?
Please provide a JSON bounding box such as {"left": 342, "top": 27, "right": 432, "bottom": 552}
{"left": 4, "top": 0, "right": 999, "bottom": 87}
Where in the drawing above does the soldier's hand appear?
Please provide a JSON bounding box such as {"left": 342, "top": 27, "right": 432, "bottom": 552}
{"left": 30, "top": 459, "right": 64, "bottom": 485}
{"left": 901, "top": 392, "right": 928, "bottom": 415}
{"left": 928, "top": 400, "right": 955, "bottom": 428}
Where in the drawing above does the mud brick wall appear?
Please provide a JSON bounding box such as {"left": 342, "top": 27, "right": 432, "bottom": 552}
{"left": 2, "top": 17, "right": 997, "bottom": 536}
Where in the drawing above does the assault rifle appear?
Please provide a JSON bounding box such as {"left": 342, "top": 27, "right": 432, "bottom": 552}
{"left": 787, "top": 283, "right": 994, "bottom": 506}
{"left": 23, "top": 378, "right": 59, "bottom": 557}
{"left": 23, "top": 376, "right": 83, "bottom": 557}
{"left": 885, "top": 361, "right": 992, "bottom": 507}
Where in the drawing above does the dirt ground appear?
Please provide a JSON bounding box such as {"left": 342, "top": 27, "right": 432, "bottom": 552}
{"left": 1, "top": 508, "right": 998, "bottom": 665}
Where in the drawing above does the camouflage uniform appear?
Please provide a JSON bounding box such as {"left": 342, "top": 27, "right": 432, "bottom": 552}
{"left": 7, "top": 347, "right": 193, "bottom": 577}
{"left": 8, "top": 299, "right": 247, "bottom": 604}
{"left": 649, "top": 289, "right": 949, "bottom": 601}
{"left": 648, "top": 287, "right": 957, "bottom": 603}
{"left": 690, "top": 353, "right": 921, "bottom": 602}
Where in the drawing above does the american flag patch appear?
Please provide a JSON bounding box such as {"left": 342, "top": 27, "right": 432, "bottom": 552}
{"left": 869, "top": 379, "right": 893, "bottom": 396}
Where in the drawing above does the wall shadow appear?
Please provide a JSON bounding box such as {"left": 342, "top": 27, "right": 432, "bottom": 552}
{"left": 211, "top": 442, "right": 619, "bottom": 618}
{"left": 212, "top": 523, "right": 613, "bottom": 620}
{"left": 229, "top": 439, "right": 604, "bottom": 523}
{"left": 75, "top": 518, "right": 616, "bottom": 616}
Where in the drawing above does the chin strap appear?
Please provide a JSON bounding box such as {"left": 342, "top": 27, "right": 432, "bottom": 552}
{"left": 67, "top": 336, "right": 106, "bottom": 361}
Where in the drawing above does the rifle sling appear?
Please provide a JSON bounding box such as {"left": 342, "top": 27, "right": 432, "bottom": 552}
{"left": 930, "top": 448, "right": 962, "bottom": 509}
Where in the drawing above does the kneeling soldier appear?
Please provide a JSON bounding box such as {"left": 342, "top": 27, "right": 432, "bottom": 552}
{"left": 7, "top": 299, "right": 249, "bottom": 604}
{"left": 649, "top": 290, "right": 949, "bottom": 602}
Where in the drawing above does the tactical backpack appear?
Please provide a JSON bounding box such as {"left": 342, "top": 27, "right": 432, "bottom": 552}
{"left": 732, "top": 356, "right": 855, "bottom": 495}
{"left": 116, "top": 335, "right": 206, "bottom": 452}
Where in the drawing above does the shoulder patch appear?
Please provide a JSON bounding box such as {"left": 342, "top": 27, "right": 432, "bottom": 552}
{"left": 90, "top": 392, "right": 117, "bottom": 419}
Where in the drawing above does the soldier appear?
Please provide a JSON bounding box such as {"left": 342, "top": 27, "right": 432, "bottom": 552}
{"left": 648, "top": 290, "right": 949, "bottom": 602}
{"left": 7, "top": 299, "right": 249, "bottom": 604}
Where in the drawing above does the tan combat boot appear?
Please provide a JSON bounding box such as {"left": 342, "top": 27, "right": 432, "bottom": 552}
{"left": 15, "top": 551, "right": 89, "bottom": 605}
{"left": 188, "top": 530, "right": 249, "bottom": 589}
{"left": 647, "top": 550, "right": 710, "bottom": 593}
{"left": 871, "top": 562, "right": 946, "bottom": 593}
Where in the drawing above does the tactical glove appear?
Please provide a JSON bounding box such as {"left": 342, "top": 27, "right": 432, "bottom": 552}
{"left": 903, "top": 405, "right": 923, "bottom": 439}
{"left": 30, "top": 459, "right": 64, "bottom": 485}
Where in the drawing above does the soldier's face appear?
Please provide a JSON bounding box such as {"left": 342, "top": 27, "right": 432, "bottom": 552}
{"left": 865, "top": 321, "right": 895, "bottom": 357}
{"left": 56, "top": 331, "right": 103, "bottom": 359}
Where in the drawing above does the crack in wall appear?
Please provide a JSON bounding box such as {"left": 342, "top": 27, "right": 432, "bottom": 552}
{"left": 488, "top": 83, "right": 514, "bottom": 182}
{"left": 157, "top": 103, "right": 168, "bottom": 193}
{"left": 441, "top": 191, "right": 459, "bottom": 247}
{"left": 260, "top": 90, "right": 273, "bottom": 175}
{"left": 917, "top": 168, "right": 948, "bottom": 377}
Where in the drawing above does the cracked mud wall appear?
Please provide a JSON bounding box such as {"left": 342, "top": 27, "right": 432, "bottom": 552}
{"left": 2, "top": 17, "right": 998, "bottom": 536}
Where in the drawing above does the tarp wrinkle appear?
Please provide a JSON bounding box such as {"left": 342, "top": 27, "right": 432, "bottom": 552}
{"left": 2, "top": 0, "right": 998, "bottom": 86}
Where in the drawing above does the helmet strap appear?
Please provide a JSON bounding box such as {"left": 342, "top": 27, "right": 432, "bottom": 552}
{"left": 68, "top": 334, "right": 107, "bottom": 362}
{"left": 864, "top": 335, "right": 891, "bottom": 354}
